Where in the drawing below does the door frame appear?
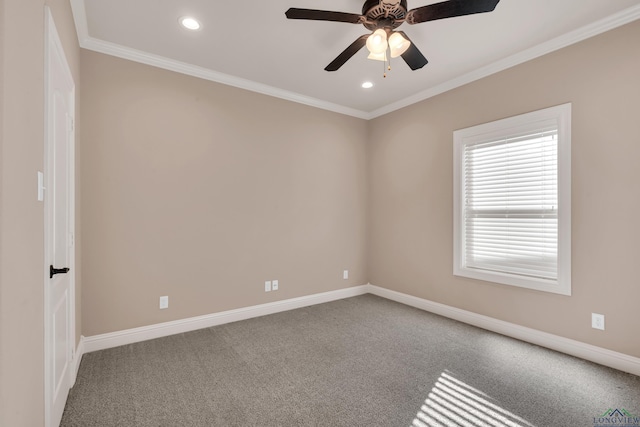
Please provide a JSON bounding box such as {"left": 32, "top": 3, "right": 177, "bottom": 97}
{"left": 44, "top": 6, "right": 76, "bottom": 427}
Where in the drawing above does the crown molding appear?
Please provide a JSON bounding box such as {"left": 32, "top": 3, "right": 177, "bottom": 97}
{"left": 69, "top": 1, "right": 369, "bottom": 120}
{"left": 82, "top": 37, "right": 371, "bottom": 120}
{"left": 70, "top": 0, "right": 640, "bottom": 121}
{"left": 367, "top": 3, "right": 640, "bottom": 119}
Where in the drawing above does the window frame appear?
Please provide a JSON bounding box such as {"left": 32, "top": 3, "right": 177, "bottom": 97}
{"left": 453, "top": 104, "right": 572, "bottom": 295}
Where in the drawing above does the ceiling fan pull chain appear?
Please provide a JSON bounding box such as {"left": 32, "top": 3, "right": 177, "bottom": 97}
{"left": 385, "top": 46, "right": 391, "bottom": 77}
{"left": 383, "top": 53, "right": 387, "bottom": 78}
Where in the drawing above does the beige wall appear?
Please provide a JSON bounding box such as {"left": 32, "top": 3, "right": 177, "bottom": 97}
{"left": 368, "top": 20, "right": 640, "bottom": 358}
{"left": 80, "top": 51, "right": 369, "bottom": 336}
{"left": 0, "top": 0, "right": 80, "bottom": 425}
{"left": 81, "top": 21, "right": 640, "bottom": 357}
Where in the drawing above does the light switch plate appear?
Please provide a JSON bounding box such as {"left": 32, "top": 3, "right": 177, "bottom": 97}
{"left": 38, "top": 171, "right": 45, "bottom": 201}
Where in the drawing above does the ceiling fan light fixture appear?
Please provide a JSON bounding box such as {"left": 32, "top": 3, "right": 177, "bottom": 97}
{"left": 179, "top": 16, "right": 201, "bottom": 30}
{"left": 367, "top": 51, "right": 387, "bottom": 62}
{"left": 388, "top": 32, "right": 410, "bottom": 58}
{"left": 366, "top": 29, "right": 388, "bottom": 55}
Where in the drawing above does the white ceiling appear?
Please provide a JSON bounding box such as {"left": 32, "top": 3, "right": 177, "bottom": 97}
{"left": 70, "top": 0, "right": 640, "bottom": 119}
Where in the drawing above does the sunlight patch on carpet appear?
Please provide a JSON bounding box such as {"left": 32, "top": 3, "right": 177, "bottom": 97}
{"left": 412, "top": 371, "right": 536, "bottom": 427}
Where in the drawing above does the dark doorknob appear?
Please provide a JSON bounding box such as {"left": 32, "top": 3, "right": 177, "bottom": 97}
{"left": 50, "top": 265, "right": 70, "bottom": 279}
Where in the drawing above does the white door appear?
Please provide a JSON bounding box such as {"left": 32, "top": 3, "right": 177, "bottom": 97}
{"left": 44, "top": 8, "right": 76, "bottom": 427}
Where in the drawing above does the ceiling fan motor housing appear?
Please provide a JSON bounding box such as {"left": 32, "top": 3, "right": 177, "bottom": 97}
{"left": 362, "top": 0, "right": 408, "bottom": 30}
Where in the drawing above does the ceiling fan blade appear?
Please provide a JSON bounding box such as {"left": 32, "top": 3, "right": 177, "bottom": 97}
{"left": 325, "top": 35, "right": 369, "bottom": 71}
{"left": 406, "top": 0, "right": 499, "bottom": 24}
{"left": 397, "top": 32, "right": 428, "bottom": 70}
{"left": 285, "top": 8, "right": 364, "bottom": 24}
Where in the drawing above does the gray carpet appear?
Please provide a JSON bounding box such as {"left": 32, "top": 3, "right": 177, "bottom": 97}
{"left": 61, "top": 294, "right": 640, "bottom": 426}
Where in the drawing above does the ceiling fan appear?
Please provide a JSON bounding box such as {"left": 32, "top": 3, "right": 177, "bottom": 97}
{"left": 285, "top": 0, "right": 500, "bottom": 72}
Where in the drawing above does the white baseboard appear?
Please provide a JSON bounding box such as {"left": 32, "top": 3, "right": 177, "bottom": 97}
{"left": 70, "top": 336, "right": 85, "bottom": 386}
{"left": 76, "top": 283, "right": 639, "bottom": 378}
{"left": 366, "top": 284, "right": 640, "bottom": 377}
{"left": 80, "top": 285, "right": 370, "bottom": 355}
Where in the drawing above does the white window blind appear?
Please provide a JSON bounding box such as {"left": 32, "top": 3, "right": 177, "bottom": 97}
{"left": 463, "top": 127, "right": 558, "bottom": 280}
{"left": 453, "top": 103, "right": 571, "bottom": 295}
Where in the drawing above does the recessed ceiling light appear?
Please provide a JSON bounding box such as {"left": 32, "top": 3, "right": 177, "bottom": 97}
{"left": 180, "top": 16, "right": 201, "bottom": 30}
{"left": 362, "top": 82, "right": 374, "bottom": 89}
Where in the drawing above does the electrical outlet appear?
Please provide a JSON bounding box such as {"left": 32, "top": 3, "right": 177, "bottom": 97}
{"left": 272, "top": 280, "right": 279, "bottom": 291}
{"left": 159, "top": 296, "right": 169, "bottom": 309}
{"left": 265, "top": 281, "right": 272, "bottom": 292}
{"left": 343, "top": 270, "right": 349, "bottom": 280}
{"left": 592, "top": 313, "right": 605, "bottom": 330}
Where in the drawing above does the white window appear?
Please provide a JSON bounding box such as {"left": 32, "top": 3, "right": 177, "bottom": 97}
{"left": 453, "top": 104, "right": 571, "bottom": 295}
